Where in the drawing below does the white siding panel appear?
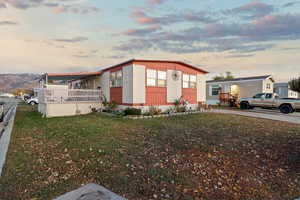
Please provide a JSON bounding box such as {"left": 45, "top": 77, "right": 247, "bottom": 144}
{"left": 167, "top": 70, "right": 182, "bottom": 103}
{"left": 122, "top": 65, "right": 133, "bottom": 104}
{"left": 100, "top": 71, "right": 110, "bottom": 101}
{"left": 132, "top": 64, "right": 146, "bottom": 104}
{"left": 197, "top": 74, "right": 206, "bottom": 102}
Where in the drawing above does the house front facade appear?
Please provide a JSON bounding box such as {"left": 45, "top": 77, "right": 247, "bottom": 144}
{"left": 39, "top": 59, "right": 208, "bottom": 116}
{"left": 206, "top": 75, "right": 274, "bottom": 105}
{"left": 96, "top": 59, "right": 208, "bottom": 111}
{"left": 274, "top": 83, "right": 299, "bottom": 98}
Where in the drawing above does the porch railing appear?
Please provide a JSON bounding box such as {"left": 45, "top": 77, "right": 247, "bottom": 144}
{"left": 38, "top": 89, "right": 102, "bottom": 103}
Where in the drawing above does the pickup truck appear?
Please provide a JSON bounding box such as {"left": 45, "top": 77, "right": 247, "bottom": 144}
{"left": 239, "top": 93, "right": 300, "bottom": 114}
{"left": 26, "top": 97, "right": 39, "bottom": 105}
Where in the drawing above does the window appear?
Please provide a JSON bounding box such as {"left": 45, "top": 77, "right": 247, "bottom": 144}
{"left": 211, "top": 84, "right": 220, "bottom": 96}
{"left": 190, "top": 75, "right": 197, "bottom": 88}
{"left": 157, "top": 71, "right": 167, "bottom": 87}
{"left": 110, "top": 70, "right": 122, "bottom": 87}
{"left": 253, "top": 93, "right": 264, "bottom": 98}
{"left": 147, "top": 69, "right": 167, "bottom": 87}
{"left": 266, "top": 83, "right": 271, "bottom": 89}
{"left": 265, "top": 93, "right": 272, "bottom": 99}
{"left": 183, "top": 74, "right": 197, "bottom": 88}
{"left": 147, "top": 69, "right": 157, "bottom": 86}
{"left": 183, "top": 74, "right": 190, "bottom": 88}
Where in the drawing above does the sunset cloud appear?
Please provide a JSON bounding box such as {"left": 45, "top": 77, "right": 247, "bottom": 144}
{"left": 0, "top": 20, "right": 18, "bottom": 25}
{"left": 1, "top": 0, "right": 300, "bottom": 81}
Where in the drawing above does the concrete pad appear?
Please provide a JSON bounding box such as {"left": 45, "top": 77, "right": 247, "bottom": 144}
{"left": 211, "top": 109, "right": 300, "bottom": 125}
{"left": 54, "top": 183, "right": 127, "bottom": 200}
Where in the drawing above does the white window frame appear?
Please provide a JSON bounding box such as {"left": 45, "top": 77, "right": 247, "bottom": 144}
{"left": 147, "top": 69, "right": 167, "bottom": 87}
{"left": 183, "top": 74, "right": 197, "bottom": 88}
{"left": 110, "top": 70, "right": 122, "bottom": 88}
{"left": 157, "top": 70, "right": 167, "bottom": 87}
{"left": 189, "top": 75, "right": 197, "bottom": 88}
{"left": 182, "top": 74, "right": 190, "bottom": 88}
{"left": 211, "top": 84, "right": 220, "bottom": 96}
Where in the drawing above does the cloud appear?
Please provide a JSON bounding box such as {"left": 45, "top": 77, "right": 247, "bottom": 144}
{"left": 129, "top": 9, "right": 219, "bottom": 26}
{"left": 283, "top": 1, "right": 300, "bottom": 7}
{"left": 147, "top": 0, "right": 166, "bottom": 4}
{"left": 0, "top": 20, "right": 18, "bottom": 25}
{"left": 116, "top": 13, "right": 300, "bottom": 54}
{"left": 53, "top": 36, "right": 88, "bottom": 43}
{"left": 0, "top": 2, "right": 6, "bottom": 8}
{"left": 72, "top": 49, "right": 99, "bottom": 58}
{"left": 225, "top": 54, "right": 255, "bottom": 58}
{"left": 0, "top": 0, "right": 99, "bottom": 14}
{"left": 224, "top": 0, "right": 274, "bottom": 20}
{"left": 123, "top": 25, "right": 161, "bottom": 36}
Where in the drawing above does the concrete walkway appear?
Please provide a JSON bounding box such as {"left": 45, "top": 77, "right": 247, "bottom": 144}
{"left": 55, "top": 183, "right": 127, "bottom": 200}
{"left": 211, "top": 109, "right": 300, "bottom": 125}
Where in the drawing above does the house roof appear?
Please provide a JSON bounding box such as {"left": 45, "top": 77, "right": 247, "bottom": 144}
{"left": 41, "top": 72, "right": 101, "bottom": 81}
{"left": 207, "top": 75, "right": 273, "bottom": 84}
{"left": 100, "top": 59, "right": 209, "bottom": 74}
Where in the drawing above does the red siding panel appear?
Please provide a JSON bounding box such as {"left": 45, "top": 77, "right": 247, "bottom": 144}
{"left": 110, "top": 88, "right": 122, "bottom": 104}
{"left": 146, "top": 87, "right": 167, "bottom": 106}
{"left": 182, "top": 88, "right": 197, "bottom": 104}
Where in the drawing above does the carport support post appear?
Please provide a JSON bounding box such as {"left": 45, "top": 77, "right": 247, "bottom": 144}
{"left": 46, "top": 73, "right": 48, "bottom": 86}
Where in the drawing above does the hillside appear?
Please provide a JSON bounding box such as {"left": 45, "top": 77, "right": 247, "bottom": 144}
{"left": 0, "top": 74, "right": 40, "bottom": 93}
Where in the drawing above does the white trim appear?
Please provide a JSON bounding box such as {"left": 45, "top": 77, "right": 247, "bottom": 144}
{"left": 207, "top": 77, "right": 272, "bottom": 85}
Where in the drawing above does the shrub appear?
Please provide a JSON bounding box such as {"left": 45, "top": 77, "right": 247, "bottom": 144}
{"left": 148, "top": 106, "right": 162, "bottom": 116}
{"left": 105, "top": 101, "right": 118, "bottom": 112}
{"left": 174, "top": 97, "right": 188, "bottom": 112}
{"left": 124, "top": 107, "right": 142, "bottom": 116}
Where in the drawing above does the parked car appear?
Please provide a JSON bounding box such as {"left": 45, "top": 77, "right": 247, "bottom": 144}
{"left": 239, "top": 93, "right": 300, "bottom": 114}
{"left": 0, "top": 102, "right": 4, "bottom": 122}
{"left": 27, "top": 97, "right": 39, "bottom": 105}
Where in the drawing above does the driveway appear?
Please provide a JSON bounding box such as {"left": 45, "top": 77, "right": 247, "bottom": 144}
{"left": 211, "top": 108, "right": 300, "bottom": 125}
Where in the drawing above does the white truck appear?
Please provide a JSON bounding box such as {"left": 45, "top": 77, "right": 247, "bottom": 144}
{"left": 239, "top": 93, "right": 300, "bottom": 114}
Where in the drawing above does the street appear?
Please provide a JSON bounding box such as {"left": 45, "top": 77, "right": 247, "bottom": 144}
{"left": 0, "top": 97, "right": 18, "bottom": 117}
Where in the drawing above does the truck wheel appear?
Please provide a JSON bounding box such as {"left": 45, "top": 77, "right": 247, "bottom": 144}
{"left": 240, "top": 102, "right": 250, "bottom": 110}
{"left": 0, "top": 113, "right": 3, "bottom": 122}
{"left": 279, "top": 104, "right": 292, "bottom": 114}
{"left": 30, "top": 101, "right": 36, "bottom": 105}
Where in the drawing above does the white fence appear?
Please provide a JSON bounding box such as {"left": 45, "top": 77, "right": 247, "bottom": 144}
{"left": 38, "top": 89, "right": 102, "bottom": 103}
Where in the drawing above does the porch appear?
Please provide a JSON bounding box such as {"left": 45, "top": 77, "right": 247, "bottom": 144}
{"left": 38, "top": 89, "right": 103, "bottom": 118}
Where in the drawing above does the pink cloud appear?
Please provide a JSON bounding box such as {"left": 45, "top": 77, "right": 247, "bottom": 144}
{"left": 147, "top": 0, "right": 165, "bottom": 4}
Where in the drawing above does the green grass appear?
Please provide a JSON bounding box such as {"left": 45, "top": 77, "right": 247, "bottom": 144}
{"left": 0, "top": 105, "right": 300, "bottom": 200}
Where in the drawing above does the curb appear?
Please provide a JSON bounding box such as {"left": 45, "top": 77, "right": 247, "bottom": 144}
{"left": 0, "top": 105, "right": 17, "bottom": 177}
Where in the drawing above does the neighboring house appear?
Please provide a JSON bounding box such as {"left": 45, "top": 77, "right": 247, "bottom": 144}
{"left": 206, "top": 75, "right": 274, "bottom": 105}
{"left": 39, "top": 59, "right": 208, "bottom": 117}
{"left": 274, "top": 83, "right": 299, "bottom": 98}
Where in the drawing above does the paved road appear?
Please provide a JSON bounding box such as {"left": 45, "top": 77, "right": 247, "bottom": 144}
{"left": 0, "top": 97, "right": 18, "bottom": 116}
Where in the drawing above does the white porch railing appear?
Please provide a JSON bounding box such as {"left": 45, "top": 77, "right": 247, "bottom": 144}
{"left": 38, "top": 89, "right": 102, "bottom": 103}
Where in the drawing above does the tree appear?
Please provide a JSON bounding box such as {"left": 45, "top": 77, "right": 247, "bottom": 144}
{"left": 213, "top": 71, "right": 234, "bottom": 81}
{"left": 289, "top": 77, "right": 300, "bottom": 93}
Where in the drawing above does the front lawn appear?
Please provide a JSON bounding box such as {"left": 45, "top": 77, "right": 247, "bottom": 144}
{"left": 0, "top": 105, "right": 300, "bottom": 200}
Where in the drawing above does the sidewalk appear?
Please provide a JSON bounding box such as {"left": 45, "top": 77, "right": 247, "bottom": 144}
{"left": 211, "top": 109, "right": 300, "bottom": 125}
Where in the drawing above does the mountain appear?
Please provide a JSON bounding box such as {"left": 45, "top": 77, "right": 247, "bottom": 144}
{"left": 0, "top": 73, "right": 40, "bottom": 93}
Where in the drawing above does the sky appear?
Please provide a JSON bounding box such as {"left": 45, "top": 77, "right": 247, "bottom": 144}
{"left": 0, "top": 0, "right": 300, "bottom": 81}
